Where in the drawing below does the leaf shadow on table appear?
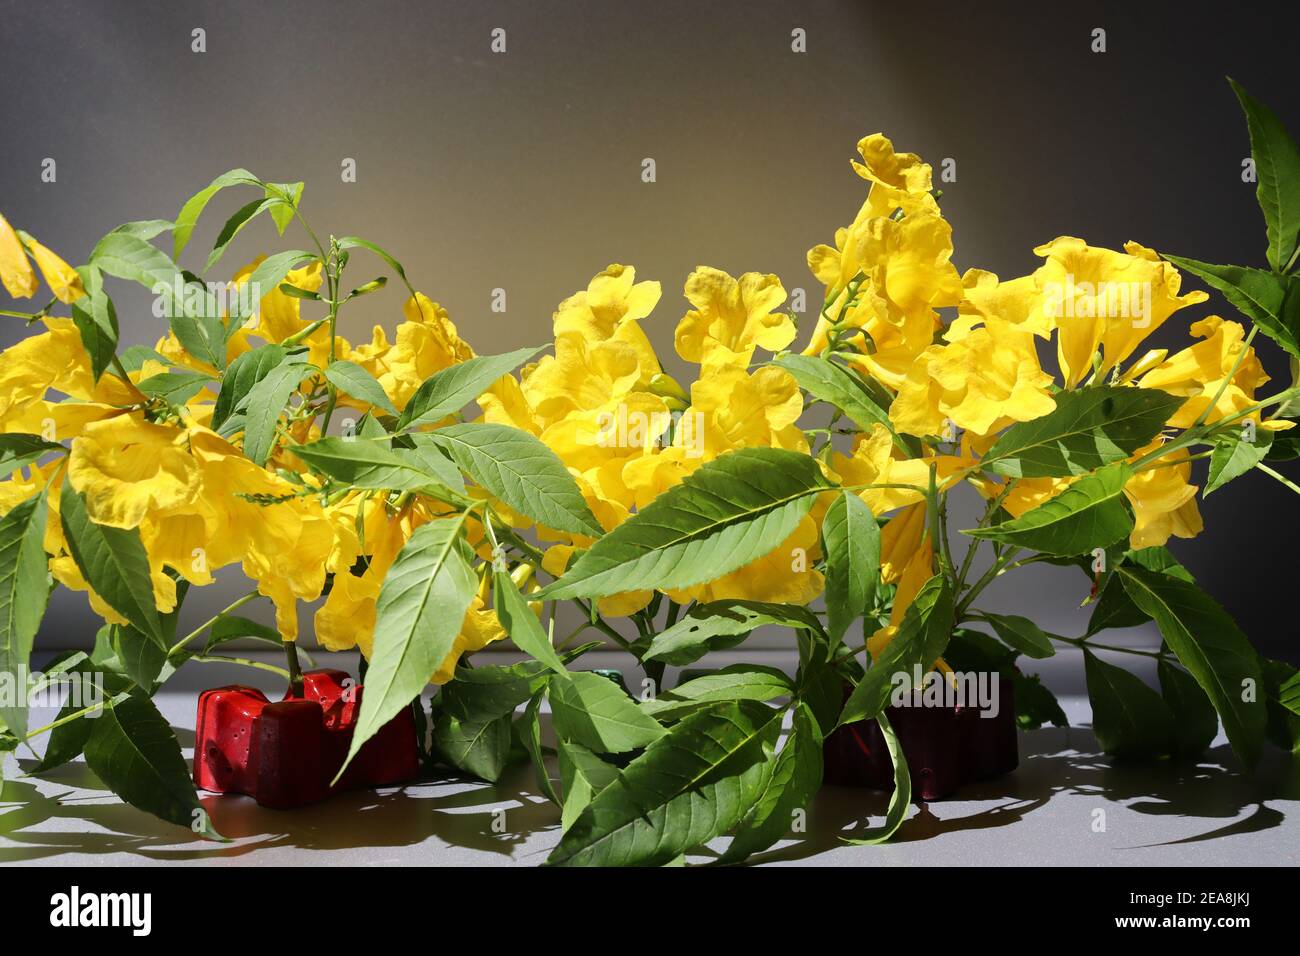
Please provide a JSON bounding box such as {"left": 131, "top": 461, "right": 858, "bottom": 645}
{"left": 737, "top": 725, "right": 1298, "bottom": 866}
{"left": 0, "top": 755, "right": 560, "bottom": 864}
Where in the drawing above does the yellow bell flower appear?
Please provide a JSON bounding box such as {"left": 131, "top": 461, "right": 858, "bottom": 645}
{"left": 674, "top": 266, "right": 795, "bottom": 367}
{"left": 1123, "top": 441, "right": 1203, "bottom": 548}
{"left": 350, "top": 294, "right": 474, "bottom": 411}
{"left": 1032, "top": 238, "right": 1208, "bottom": 388}
{"left": 949, "top": 269, "right": 1055, "bottom": 342}
{"left": 1137, "top": 316, "right": 1269, "bottom": 427}
{"left": 851, "top": 134, "right": 940, "bottom": 220}
{"left": 889, "top": 326, "right": 1056, "bottom": 438}
{"left": 553, "top": 264, "right": 663, "bottom": 387}
{"left": 877, "top": 503, "right": 927, "bottom": 584}
{"left": 867, "top": 537, "right": 934, "bottom": 660}
{"left": 22, "top": 234, "right": 85, "bottom": 304}
{"left": 0, "top": 212, "right": 39, "bottom": 298}
{"left": 830, "top": 424, "right": 952, "bottom": 515}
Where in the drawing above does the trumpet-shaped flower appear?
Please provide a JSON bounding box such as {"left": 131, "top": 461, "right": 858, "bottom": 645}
{"left": 674, "top": 266, "right": 795, "bottom": 367}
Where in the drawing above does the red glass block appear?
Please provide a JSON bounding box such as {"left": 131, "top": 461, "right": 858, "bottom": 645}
{"left": 194, "top": 669, "right": 418, "bottom": 809}
{"left": 824, "top": 672, "right": 1018, "bottom": 801}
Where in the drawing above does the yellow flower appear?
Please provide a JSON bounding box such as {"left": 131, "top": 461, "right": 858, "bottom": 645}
{"left": 66, "top": 414, "right": 201, "bottom": 529}
{"left": 351, "top": 294, "right": 473, "bottom": 411}
{"left": 1032, "top": 238, "right": 1207, "bottom": 388}
{"left": 949, "top": 268, "right": 1054, "bottom": 342}
{"left": 877, "top": 503, "right": 927, "bottom": 583}
{"left": 889, "top": 326, "right": 1056, "bottom": 437}
{"left": 1137, "top": 316, "right": 1269, "bottom": 427}
{"left": 867, "top": 537, "right": 934, "bottom": 659}
{"left": 665, "top": 515, "right": 824, "bottom": 607}
{"left": 553, "top": 264, "right": 662, "bottom": 387}
{"left": 674, "top": 266, "right": 794, "bottom": 367}
{"left": 23, "top": 234, "right": 85, "bottom": 304}
{"left": 851, "top": 134, "right": 939, "bottom": 220}
{"left": 0, "top": 212, "right": 38, "bottom": 298}
{"left": 830, "top": 424, "right": 955, "bottom": 515}
{"left": 1123, "top": 442, "right": 1202, "bottom": 548}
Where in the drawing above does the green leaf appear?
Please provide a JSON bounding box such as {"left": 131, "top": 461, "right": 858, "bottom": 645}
{"left": 493, "top": 571, "right": 565, "bottom": 675}
{"left": 838, "top": 575, "right": 953, "bottom": 726}
{"left": 173, "top": 167, "right": 260, "bottom": 259}
{"left": 432, "top": 711, "right": 512, "bottom": 782}
{"left": 1158, "top": 659, "right": 1219, "bottom": 758}
{"left": 558, "top": 740, "right": 620, "bottom": 833}
{"left": 396, "top": 346, "right": 546, "bottom": 431}
{"left": 107, "top": 219, "right": 173, "bottom": 242}
{"left": 1262, "top": 659, "right": 1300, "bottom": 753}
{"left": 1164, "top": 256, "right": 1298, "bottom": 357}
{"left": 1230, "top": 78, "right": 1300, "bottom": 273}
{"left": 233, "top": 250, "right": 317, "bottom": 322}
{"left": 549, "top": 670, "right": 666, "bottom": 754}
{"left": 0, "top": 434, "right": 65, "bottom": 475}
{"left": 1083, "top": 649, "right": 1174, "bottom": 758}
{"left": 211, "top": 344, "right": 294, "bottom": 430}
{"left": 439, "top": 660, "right": 552, "bottom": 723}
{"left": 203, "top": 614, "right": 282, "bottom": 653}
{"left": 547, "top": 700, "right": 783, "bottom": 867}
{"left": 323, "top": 360, "right": 398, "bottom": 416}
{"left": 822, "top": 491, "right": 880, "bottom": 643}
{"left": 773, "top": 353, "right": 896, "bottom": 431}
{"left": 842, "top": 711, "right": 912, "bottom": 845}
{"left": 980, "top": 612, "right": 1056, "bottom": 659}
{"left": 518, "top": 691, "right": 559, "bottom": 803}
{"left": 135, "top": 370, "right": 214, "bottom": 406}
{"left": 59, "top": 483, "right": 164, "bottom": 648}
{"left": 537, "top": 447, "right": 835, "bottom": 601}
{"left": 264, "top": 181, "right": 303, "bottom": 235}
{"left": 1118, "top": 566, "right": 1266, "bottom": 767}
{"left": 110, "top": 625, "right": 169, "bottom": 691}
{"left": 240, "top": 360, "right": 315, "bottom": 465}
{"left": 70, "top": 265, "right": 119, "bottom": 382}
{"left": 337, "top": 518, "right": 477, "bottom": 780}
{"left": 643, "top": 599, "right": 823, "bottom": 666}
{"left": 91, "top": 230, "right": 182, "bottom": 289}
{"left": 1013, "top": 673, "right": 1068, "bottom": 730}
{"left": 1085, "top": 546, "right": 1194, "bottom": 637}
{"left": 0, "top": 492, "right": 51, "bottom": 737}
{"left": 424, "top": 423, "right": 603, "bottom": 537}
{"left": 1205, "top": 428, "right": 1273, "bottom": 495}
{"left": 336, "top": 236, "right": 416, "bottom": 296}
{"left": 981, "top": 387, "right": 1184, "bottom": 478}
{"left": 290, "top": 436, "right": 467, "bottom": 498}
{"left": 720, "top": 701, "right": 824, "bottom": 863}
{"left": 85, "top": 694, "right": 221, "bottom": 836}
{"left": 642, "top": 665, "right": 793, "bottom": 720}
{"left": 965, "top": 462, "right": 1133, "bottom": 556}
{"left": 205, "top": 197, "right": 277, "bottom": 272}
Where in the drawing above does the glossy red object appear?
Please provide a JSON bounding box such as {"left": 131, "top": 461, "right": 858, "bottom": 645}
{"left": 194, "top": 669, "right": 418, "bottom": 809}
{"left": 824, "top": 672, "right": 1018, "bottom": 801}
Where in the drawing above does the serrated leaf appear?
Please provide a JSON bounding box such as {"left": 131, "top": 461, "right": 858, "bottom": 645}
{"left": 547, "top": 700, "right": 782, "bottom": 867}
{"left": 965, "top": 462, "right": 1133, "bottom": 556}
{"left": 85, "top": 693, "right": 221, "bottom": 836}
{"left": 721, "top": 701, "right": 824, "bottom": 863}
{"left": 234, "top": 250, "right": 317, "bottom": 322}
{"left": 264, "top": 181, "right": 303, "bottom": 235}
{"left": 1118, "top": 566, "right": 1266, "bottom": 767}
{"left": 203, "top": 614, "right": 282, "bottom": 653}
{"left": 205, "top": 197, "right": 277, "bottom": 272}
{"left": 1205, "top": 429, "right": 1273, "bottom": 495}
{"left": 838, "top": 574, "right": 953, "bottom": 726}
{"left": 1165, "top": 256, "right": 1298, "bottom": 357}
{"left": 396, "top": 346, "right": 546, "bottom": 431}
{"left": 981, "top": 387, "right": 1184, "bottom": 478}
{"left": 135, "top": 370, "right": 214, "bottom": 405}
{"left": 842, "top": 710, "right": 912, "bottom": 844}
{"left": 70, "top": 265, "right": 119, "bottom": 383}
{"left": 643, "top": 599, "right": 824, "bottom": 666}
{"left": 1230, "top": 78, "right": 1300, "bottom": 273}
{"left": 0, "top": 434, "right": 65, "bottom": 473}
{"left": 823, "top": 491, "right": 879, "bottom": 643}
{"left": 173, "top": 168, "right": 260, "bottom": 258}
{"left": 432, "top": 710, "right": 512, "bottom": 782}
{"left": 773, "top": 353, "right": 900, "bottom": 441}
{"left": 424, "top": 422, "right": 602, "bottom": 537}
{"left": 494, "top": 571, "right": 565, "bottom": 674}
{"left": 642, "top": 665, "right": 793, "bottom": 721}
{"left": 558, "top": 740, "right": 620, "bottom": 833}
{"left": 981, "top": 612, "right": 1056, "bottom": 659}
{"left": 1013, "top": 673, "right": 1068, "bottom": 730}
{"left": 59, "top": 483, "right": 164, "bottom": 648}
{"left": 1158, "top": 659, "right": 1219, "bottom": 758}
{"left": 323, "top": 360, "right": 397, "bottom": 416}
{"left": 211, "top": 344, "right": 294, "bottom": 429}
{"left": 549, "top": 670, "right": 665, "bottom": 754}
{"left": 1083, "top": 649, "right": 1174, "bottom": 758}
{"left": 240, "top": 360, "right": 315, "bottom": 465}
{"left": 337, "top": 518, "right": 478, "bottom": 780}
{"left": 439, "top": 659, "right": 554, "bottom": 723}
{"left": 290, "top": 436, "right": 467, "bottom": 498}
{"left": 537, "top": 447, "right": 835, "bottom": 601}
{"left": 336, "top": 236, "right": 416, "bottom": 296}
{"left": 0, "top": 492, "right": 51, "bottom": 737}
{"left": 518, "top": 691, "right": 559, "bottom": 803}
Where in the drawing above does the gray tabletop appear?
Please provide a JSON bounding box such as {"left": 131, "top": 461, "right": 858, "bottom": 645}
{"left": 2, "top": 648, "right": 1297, "bottom": 867}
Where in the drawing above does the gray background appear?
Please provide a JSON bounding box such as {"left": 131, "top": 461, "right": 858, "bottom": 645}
{"left": 1, "top": 0, "right": 1297, "bottom": 660}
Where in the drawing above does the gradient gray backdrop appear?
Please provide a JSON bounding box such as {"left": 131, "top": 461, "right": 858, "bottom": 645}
{"left": 2, "top": 0, "right": 1296, "bottom": 660}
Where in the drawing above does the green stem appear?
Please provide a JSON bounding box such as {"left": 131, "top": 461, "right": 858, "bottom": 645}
{"left": 1051, "top": 634, "right": 1164, "bottom": 660}
{"left": 167, "top": 590, "right": 261, "bottom": 656}
{"left": 1256, "top": 462, "right": 1300, "bottom": 496}
{"left": 282, "top": 641, "right": 304, "bottom": 696}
